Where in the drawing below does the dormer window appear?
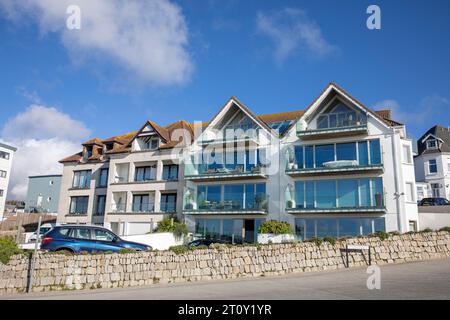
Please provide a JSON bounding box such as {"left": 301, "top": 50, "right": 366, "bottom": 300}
{"left": 86, "top": 146, "right": 93, "bottom": 158}
{"left": 145, "top": 138, "right": 159, "bottom": 150}
{"left": 426, "top": 139, "right": 438, "bottom": 149}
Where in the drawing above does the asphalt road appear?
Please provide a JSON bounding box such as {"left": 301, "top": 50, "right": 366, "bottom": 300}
{"left": 3, "top": 259, "right": 450, "bottom": 300}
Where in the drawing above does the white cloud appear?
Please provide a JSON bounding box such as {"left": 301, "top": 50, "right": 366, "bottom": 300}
{"left": 0, "top": 0, "right": 193, "bottom": 86}
{"left": 256, "top": 8, "right": 335, "bottom": 64}
{"left": 1, "top": 105, "right": 90, "bottom": 199}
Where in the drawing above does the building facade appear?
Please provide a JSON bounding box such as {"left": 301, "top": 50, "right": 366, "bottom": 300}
{"left": 57, "top": 83, "right": 419, "bottom": 239}
{"left": 25, "top": 175, "right": 62, "bottom": 214}
{"left": 414, "top": 126, "right": 450, "bottom": 201}
{"left": 0, "top": 142, "right": 17, "bottom": 221}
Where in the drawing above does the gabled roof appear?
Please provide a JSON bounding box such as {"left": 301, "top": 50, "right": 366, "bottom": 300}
{"left": 282, "top": 82, "right": 403, "bottom": 137}
{"left": 417, "top": 125, "right": 450, "bottom": 155}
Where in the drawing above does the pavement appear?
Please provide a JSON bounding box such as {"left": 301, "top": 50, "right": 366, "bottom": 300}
{"left": 2, "top": 258, "right": 450, "bottom": 300}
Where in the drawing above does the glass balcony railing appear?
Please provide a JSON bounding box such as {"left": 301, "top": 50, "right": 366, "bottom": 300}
{"left": 111, "top": 204, "right": 126, "bottom": 213}
{"left": 131, "top": 203, "right": 155, "bottom": 213}
{"left": 184, "top": 193, "right": 268, "bottom": 213}
{"left": 297, "top": 111, "right": 368, "bottom": 137}
{"left": 160, "top": 202, "right": 177, "bottom": 213}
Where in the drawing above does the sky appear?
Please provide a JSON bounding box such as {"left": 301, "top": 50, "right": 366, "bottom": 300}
{"left": 0, "top": 0, "right": 449, "bottom": 199}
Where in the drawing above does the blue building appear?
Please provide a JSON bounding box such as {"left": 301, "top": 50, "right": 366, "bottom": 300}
{"left": 25, "top": 175, "right": 62, "bottom": 214}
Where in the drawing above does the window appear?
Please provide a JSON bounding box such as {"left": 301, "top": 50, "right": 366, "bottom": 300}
{"left": 95, "top": 195, "right": 106, "bottom": 216}
{"left": 0, "top": 170, "right": 6, "bottom": 178}
{"left": 431, "top": 183, "right": 441, "bottom": 197}
{"left": 369, "top": 140, "right": 381, "bottom": 164}
{"left": 69, "top": 197, "right": 89, "bottom": 214}
{"left": 0, "top": 190, "right": 3, "bottom": 197}
{"left": 98, "top": 169, "right": 109, "bottom": 188}
{"left": 447, "top": 160, "right": 450, "bottom": 172}
{"left": 49, "top": 180, "right": 54, "bottom": 186}
{"left": 0, "top": 151, "right": 10, "bottom": 160}
{"left": 135, "top": 166, "right": 156, "bottom": 182}
{"left": 132, "top": 195, "right": 152, "bottom": 212}
{"left": 338, "top": 179, "right": 358, "bottom": 207}
{"left": 315, "top": 144, "right": 334, "bottom": 167}
{"left": 72, "top": 170, "right": 92, "bottom": 189}
{"left": 161, "top": 194, "right": 177, "bottom": 212}
{"left": 402, "top": 145, "right": 412, "bottom": 164}
{"left": 426, "top": 139, "right": 438, "bottom": 149}
{"left": 94, "top": 229, "right": 115, "bottom": 242}
{"left": 316, "top": 180, "right": 336, "bottom": 208}
{"left": 428, "top": 159, "right": 437, "bottom": 173}
{"left": 145, "top": 138, "right": 159, "bottom": 150}
{"left": 405, "top": 182, "right": 415, "bottom": 202}
{"left": 162, "top": 165, "right": 178, "bottom": 181}
{"left": 336, "top": 143, "right": 357, "bottom": 161}
{"left": 70, "top": 228, "right": 91, "bottom": 240}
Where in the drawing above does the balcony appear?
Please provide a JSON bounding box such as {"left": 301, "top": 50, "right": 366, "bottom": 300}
{"left": 199, "top": 124, "right": 260, "bottom": 146}
{"left": 286, "top": 161, "right": 383, "bottom": 177}
{"left": 183, "top": 193, "right": 268, "bottom": 215}
{"left": 286, "top": 205, "right": 386, "bottom": 214}
{"left": 297, "top": 111, "right": 368, "bottom": 139}
{"left": 109, "top": 203, "right": 156, "bottom": 214}
{"left": 185, "top": 164, "right": 267, "bottom": 181}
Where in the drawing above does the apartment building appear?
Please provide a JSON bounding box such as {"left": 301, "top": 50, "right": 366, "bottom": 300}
{"left": 0, "top": 142, "right": 17, "bottom": 221}
{"left": 57, "top": 83, "right": 419, "bottom": 239}
{"left": 414, "top": 125, "right": 450, "bottom": 200}
{"left": 25, "top": 175, "right": 62, "bottom": 214}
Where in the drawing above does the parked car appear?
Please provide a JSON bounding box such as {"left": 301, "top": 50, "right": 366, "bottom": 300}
{"left": 188, "top": 238, "right": 229, "bottom": 248}
{"left": 418, "top": 197, "right": 450, "bottom": 206}
{"left": 29, "top": 223, "right": 57, "bottom": 242}
{"left": 40, "top": 225, "right": 152, "bottom": 253}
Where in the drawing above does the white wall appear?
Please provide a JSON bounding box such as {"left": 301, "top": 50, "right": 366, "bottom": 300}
{"left": 0, "top": 144, "right": 15, "bottom": 221}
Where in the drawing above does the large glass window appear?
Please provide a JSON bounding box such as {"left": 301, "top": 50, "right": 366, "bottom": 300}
{"left": 132, "top": 195, "right": 152, "bottom": 212}
{"left": 69, "top": 196, "right": 89, "bottom": 214}
{"left": 339, "top": 218, "right": 361, "bottom": 237}
{"left": 359, "top": 178, "right": 371, "bottom": 207}
{"left": 98, "top": 169, "right": 108, "bottom": 188}
{"left": 372, "top": 178, "right": 384, "bottom": 207}
{"left": 294, "top": 146, "right": 304, "bottom": 169}
{"left": 135, "top": 166, "right": 156, "bottom": 182}
{"left": 162, "top": 165, "right": 178, "bottom": 181}
{"left": 95, "top": 195, "right": 106, "bottom": 216}
{"left": 316, "top": 180, "right": 336, "bottom": 208}
{"left": 338, "top": 179, "right": 358, "bottom": 207}
{"left": 72, "top": 170, "right": 91, "bottom": 189}
{"left": 305, "top": 146, "right": 314, "bottom": 168}
{"left": 305, "top": 181, "right": 315, "bottom": 208}
{"left": 204, "top": 219, "right": 221, "bottom": 239}
{"left": 224, "top": 184, "right": 244, "bottom": 210}
{"left": 161, "top": 194, "right": 177, "bottom": 212}
{"left": 336, "top": 143, "right": 357, "bottom": 161}
{"left": 358, "top": 141, "right": 369, "bottom": 165}
{"left": 370, "top": 140, "right": 381, "bottom": 164}
{"left": 295, "top": 181, "right": 304, "bottom": 208}
{"left": 316, "top": 219, "right": 338, "bottom": 238}
{"left": 315, "top": 144, "right": 334, "bottom": 167}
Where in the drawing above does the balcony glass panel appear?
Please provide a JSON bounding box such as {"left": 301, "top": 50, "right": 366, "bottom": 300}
{"left": 305, "top": 181, "right": 315, "bottom": 208}
{"left": 338, "top": 218, "right": 361, "bottom": 237}
{"left": 294, "top": 146, "right": 304, "bottom": 169}
{"left": 317, "top": 110, "right": 366, "bottom": 130}
{"left": 204, "top": 219, "right": 221, "bottom": 239}
{"left": 317, "top": 219, "right": 338, "bottom": 238}
{"left": 305, "top": 146, "right": 314, "bottom": 168}
{"left": 359, "top": 178, "right": 371, "bottom": 206}
{"left": 370, "top": 140, "right": 382, "bottom": 165}
{"left": 338, "top": 179, "right": 358, "bottom": 207}
{"left": 372, "top": 177, "right": 384, "bottom": 207}
{"left": 315, "top": 144, "right": 334, "bottom": 167}
{"left": 316, "top": 180, "right": 336, "bottom": 208}
{"left": 336, "top": 143, "right": 357, "bottom": 161}
{"left": 294, "top": 181, "right": 304, "bottom": 209}
{"left": 358, "top": 141, "right": 369, "bottom": 165}
{"left": 224, "top": 184, "right": 244, "bottom": 210}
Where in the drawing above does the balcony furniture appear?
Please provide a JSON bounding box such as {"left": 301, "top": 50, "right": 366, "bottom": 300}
{"left": 323, "top": 160, "right": 358, "bottom": 168}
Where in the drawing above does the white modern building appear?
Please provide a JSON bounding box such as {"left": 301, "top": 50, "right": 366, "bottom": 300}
{"left": 414, "top": 125, "right": 450, "bottom": 200}
{"left": 0, "top": 142, "right": 17, "bottom": 221}
{"left": 57, "top": 83, "right": 419, "bottom": 239}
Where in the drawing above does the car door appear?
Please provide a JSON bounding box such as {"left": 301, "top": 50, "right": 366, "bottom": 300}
{"left": 93, "top": 228, "right": 122, "bottom": 252}
{"left": 70, "top": 227, "right": 97, "bottom": 253}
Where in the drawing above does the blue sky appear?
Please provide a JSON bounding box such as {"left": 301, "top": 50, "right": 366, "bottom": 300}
{"left": 0, "top": 0, "right": 449, "bottom": 198}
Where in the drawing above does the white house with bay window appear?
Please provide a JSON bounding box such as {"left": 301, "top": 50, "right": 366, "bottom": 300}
{"left": 414, "top": 125, "right": 450, "bottom": 201}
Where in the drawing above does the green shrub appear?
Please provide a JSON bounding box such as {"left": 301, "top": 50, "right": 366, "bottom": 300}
{"left": 156, "top": 218, "right": 189, "bottom": 240}
{"left": 307, "top": 237, "right": 323, "bottom": 246}
{"left": 193, "top": 245, "right": 209, "bottom": 250}
{"left": 370, "top": 231, "right": 389, "bottom": 241}
{"left": 388, "top": 231, "right": 401, "bottom": 236}
{"left": 439, "top": 226, "right": 450, "bottom": 233}
{"left": 322, "top": 236, "right": 336, "bottom": 246}
{"left": 0, "top": 237, "right": 23, "bottom": 264}
{"left": 258, "top": 220, "right": 293, "bottom": 235}
{"left": 169, "top": 245, "right": 190, "bottom": 255}
{"left": 421, "top": 228, "right": 434, "bottom": 233}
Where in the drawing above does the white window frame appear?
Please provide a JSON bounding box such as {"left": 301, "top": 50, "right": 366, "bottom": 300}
{"left": 426, "top": 139, "right": 438, "bottom": 149}
{"left": 402, "top": 144, "right": 412, "bottom": 164}
{"left": 405, "top": 182, "right": 415, "bottom": 203}
{"left": 428, "top": 159, "right": 438, "bottom": 174}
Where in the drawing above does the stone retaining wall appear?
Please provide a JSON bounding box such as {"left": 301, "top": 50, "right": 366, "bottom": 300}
{"left": 1, "top": 231, "right": 450, "bottom": 294}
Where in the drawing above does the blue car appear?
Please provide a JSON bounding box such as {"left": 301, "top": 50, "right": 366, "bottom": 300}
{"left": 41, "top": 225, "right": 152, "bottom": 253}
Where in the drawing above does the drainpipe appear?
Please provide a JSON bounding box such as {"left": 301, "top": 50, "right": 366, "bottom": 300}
{"left": 390, "top": 128, "right": 405, "bottom": 232}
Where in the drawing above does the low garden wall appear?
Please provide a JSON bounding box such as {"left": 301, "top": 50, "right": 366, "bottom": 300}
{"left": 1, "top": 231, "right": 450, "bottom": 294}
